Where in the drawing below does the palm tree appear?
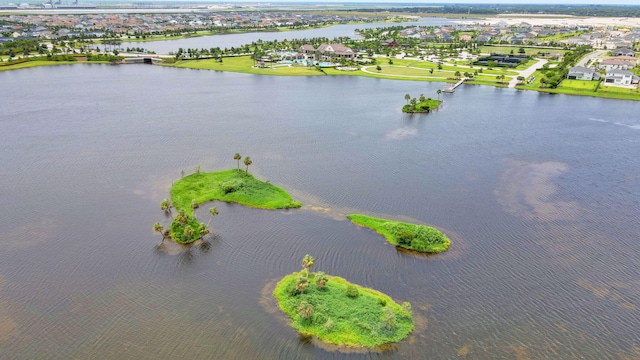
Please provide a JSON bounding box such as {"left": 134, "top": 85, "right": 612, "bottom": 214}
{"left": 160, "top": 198, "right": 173, "bottom": 218}
{"left": 404, "top": 93, "right": 410, "bottom": 104}
{"left": 153, "top": 222, "right": 165, "bottom": 241}
{"left": 301, "top": 254, "right": 315, "bottom": 279}
{"left": 244, "top": 156, "right": 252, "bottom": 176}
{"left": 297, "top": 301, "right": 313, "bottom": 319}
{"left": 206, "top": 207, "right": 219, "bottom": 228}
{"left": 183, "top": 225, "right": 195, "bottom": 243}
{"left": 437, "top": 89, "right": 442, "bottom": 101}
{"left": 315, "top": 272, "right": 328, "bottom": 289}
{"left": 198, "top": 223, "right": 210, "bottom": 238}
{"left": 190, "top": 199, "right": 199, "bottom": 220}
{"left": 454, "top": 71, "right": 461, "bottom": 79}
{"left": 296, "top": 276, "right": 310, "bottom": 294}
{"left": 176, "top": 209, "right": 188, "bottom": 225}
{"left": 234, "top": 153, "right": 242, "bottom": 171}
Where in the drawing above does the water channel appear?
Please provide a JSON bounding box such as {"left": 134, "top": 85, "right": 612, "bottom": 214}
{"left": 124, "top": 18, "right": 455, "bottom": 54}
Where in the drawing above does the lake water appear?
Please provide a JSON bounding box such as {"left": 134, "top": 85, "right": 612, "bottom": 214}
{"left": 0, "top": 64, "right": 639, "bottom": 359}
{"left": 124, "top": 18, "right": 455, "bottom": 54}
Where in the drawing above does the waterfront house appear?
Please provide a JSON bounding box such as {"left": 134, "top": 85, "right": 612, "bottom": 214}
{"left": 604, "top": 69, "right": 639, "bottom": 86}
{"left": 567, "top": 66, "right": 600, "bottom": 81}
{"left": 299, "top": 44, "right": 355, "bottom": 60}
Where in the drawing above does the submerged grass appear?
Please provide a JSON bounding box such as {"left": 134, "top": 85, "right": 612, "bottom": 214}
{"left": 170, "top": 169, "right": 301, "bottom": 213}
{"left": 347, "top": 214, "right": 450, "bottom": 253}
{"left": 273, "top": 272, "right": 413, "bottom": 347}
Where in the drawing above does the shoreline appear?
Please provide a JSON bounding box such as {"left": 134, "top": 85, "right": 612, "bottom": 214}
{"left": 1, "top": 59, "right": 637, "bottom": 101}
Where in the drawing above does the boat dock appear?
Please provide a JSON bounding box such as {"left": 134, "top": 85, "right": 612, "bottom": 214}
{"left": 442, "top": 77, "right": 467, "bottom": 93}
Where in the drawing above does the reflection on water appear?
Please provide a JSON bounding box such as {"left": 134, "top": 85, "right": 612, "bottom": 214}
{"left": 0, "top": 65, "right": 638, "bottom": 359}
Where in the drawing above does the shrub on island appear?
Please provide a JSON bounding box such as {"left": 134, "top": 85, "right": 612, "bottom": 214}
{"left": 273, "top": 255, "right": 413, "bottom": 347}
{"left": 347, "top": 214, "right": 450, "bottom": 253}
{"left": 402, "top": 98, "right": 442, "bottom": 113}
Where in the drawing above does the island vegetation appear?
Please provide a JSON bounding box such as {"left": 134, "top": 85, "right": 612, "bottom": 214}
{"left": 402, "top": 93, "right": 442, "bottom": 113}
{"left": 273, "top": 255, "right": 413, "bottom": 347}
{"left": 347, "top": 214, "right": 450, "bottom": 253}
{"left": 153, "top": 154, "right": 301, "bottom": 244}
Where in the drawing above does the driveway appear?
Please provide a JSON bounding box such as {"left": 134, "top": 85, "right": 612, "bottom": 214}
{"left": 508, "top": 58, "right": 548, "bottom": 88}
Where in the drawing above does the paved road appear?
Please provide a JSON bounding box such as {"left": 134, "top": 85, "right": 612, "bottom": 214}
{"left": 508, "top": 58, "right": 548, "bottom": 88}
{"left": 576, "top": 50, "right": 607, "bottom": 67}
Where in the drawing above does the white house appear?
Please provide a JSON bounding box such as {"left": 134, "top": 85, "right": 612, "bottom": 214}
{"left": 567, "top": 66, "right": 600, "bottom": 81}
{"left": 604, "top": 69, "right": 639, "bottom": 86}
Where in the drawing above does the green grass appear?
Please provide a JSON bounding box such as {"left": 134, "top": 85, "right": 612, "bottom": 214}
{"left": 479, "top": 45, "right": 567, "bottom": 56}
{"left": 402, "top": 98, "right": 442, "bottom": 113}
{"left": 347, "top": 214, "right": 450, "bottom": 253}
{"left": 558, "top": 79, "right": 600, "bottom": 91}
{"left": 0, "top": 60, "right": 77, "bottom": 71}
{"left": 171, "top": 56, "right": 325, "bottom": 76}
{"left": 273, "top": 271, "right": 413, "bottom": 347}
{"left": 170, "top": 169, "right": 301, "bottom": 213}
{"left": 517, "top": 73, "right": 640, "bottom": 101}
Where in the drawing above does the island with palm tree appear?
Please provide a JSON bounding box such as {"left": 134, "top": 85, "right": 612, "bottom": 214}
{"left": 402, "top": 92, "right": 442, "bottom": 113}
{"left": 347, "top": 214, "right": 450, "bottom": 253}
{"left": 153, "top": 154, "right": 301, "bottom": 244}
{"left": 273, "top": 255, "right": 414, "bottom": 348}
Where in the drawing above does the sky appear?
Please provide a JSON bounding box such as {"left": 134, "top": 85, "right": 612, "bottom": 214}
{"left": 212, "top": 0, "right": 640, "bottom": 4}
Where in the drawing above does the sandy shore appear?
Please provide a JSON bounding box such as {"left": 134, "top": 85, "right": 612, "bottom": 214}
{"left": 457, "top": 14, "right": 640, "bottom": 28}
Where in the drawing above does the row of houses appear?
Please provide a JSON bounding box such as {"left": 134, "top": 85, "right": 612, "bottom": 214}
{"left": 568, "top": 66, "right": 639, "bottom": 86}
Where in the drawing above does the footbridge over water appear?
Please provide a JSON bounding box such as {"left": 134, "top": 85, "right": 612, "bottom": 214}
{"left": 121, "top": 57, "right": 162, "bottom": 64}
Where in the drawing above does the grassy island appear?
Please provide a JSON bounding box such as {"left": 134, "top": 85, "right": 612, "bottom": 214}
{"left": 273, "top": 255, "right": 413, "bottom": 347}
{"left": 347, "top": 214, "right": 450, "bottom": 253}
{"left": 155, "top": 166, "right": 301, "bottom": 244}
{"left": 171, "top": 169, "right": 301, "bottom": 211}
{"left": 402, "top": 98, "right": 442, "bottom": 113}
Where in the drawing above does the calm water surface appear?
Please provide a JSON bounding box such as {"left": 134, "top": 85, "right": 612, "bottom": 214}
{"left": 0, "top": 64, "right": 639, "bottom": 359}
{"left": 125, "top": 18, "right": 454, "bottom": 54}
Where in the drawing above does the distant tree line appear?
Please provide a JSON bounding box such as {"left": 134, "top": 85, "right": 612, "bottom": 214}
{"left": 348, "top": 5, "right": 640, "bottom": 18}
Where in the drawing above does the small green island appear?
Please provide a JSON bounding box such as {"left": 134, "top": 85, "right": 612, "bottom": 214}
{"left": 153, "top": 154, "right": 301, "bottom": 244}
{"left": 402, "top": 93, "right": 442, "bottom": 113}
{"left": 273, "top": 255, "right": 413, "bottom": 348}
{"left": 347, "top": 214, "right": 450, "bottom": 253}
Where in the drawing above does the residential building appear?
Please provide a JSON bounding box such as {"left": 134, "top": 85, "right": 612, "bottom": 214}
{"left": 604, "top": 69, "right": 639, "bottom": 86}
{"left": 567, "top": 66, "right": 600, "bottom": 81}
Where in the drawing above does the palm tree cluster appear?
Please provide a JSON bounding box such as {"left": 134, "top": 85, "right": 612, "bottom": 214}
{"left": 153, "top": 196, "right": 219, "bottom": 245}
{"left": 294, "top": 254, "right": 329, "bottom": 295}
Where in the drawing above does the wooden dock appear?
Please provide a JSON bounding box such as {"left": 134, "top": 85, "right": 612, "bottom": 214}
{"left": 442, "top": 77, "right": 467, "bottom": 93}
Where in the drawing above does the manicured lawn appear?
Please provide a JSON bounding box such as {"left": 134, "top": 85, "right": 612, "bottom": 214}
{"left": 0, "top": 60, "right": 76, "bottom": 71}
{"left": 172, "top": 56, "right": 325, "bottom": 76}
{"left": 595, "top": 85, "right": 640, "bottom": 100}
{"left": 274, "top": 271, "right": 413, "bottom": 347}
{"left": 170, "top": 169, "right": 301, "bottom": 213}
{"left": 518, "top": 74, "right": 640, "bottom": 101}
{"left": 480, "top": 45, "right": 567, "bottom": 56}
{"left": 558, "top": 79, "right": 600, "bottom": 91}
{"left": 347, "top": 214, "right": 450, "bottom": 253}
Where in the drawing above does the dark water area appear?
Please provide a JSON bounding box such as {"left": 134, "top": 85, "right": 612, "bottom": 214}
{"left": 0, "top": 64, "right": 639, "bottom": 359}
{"left": 125, "top": 18, "right": 454, "bottom": 54}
